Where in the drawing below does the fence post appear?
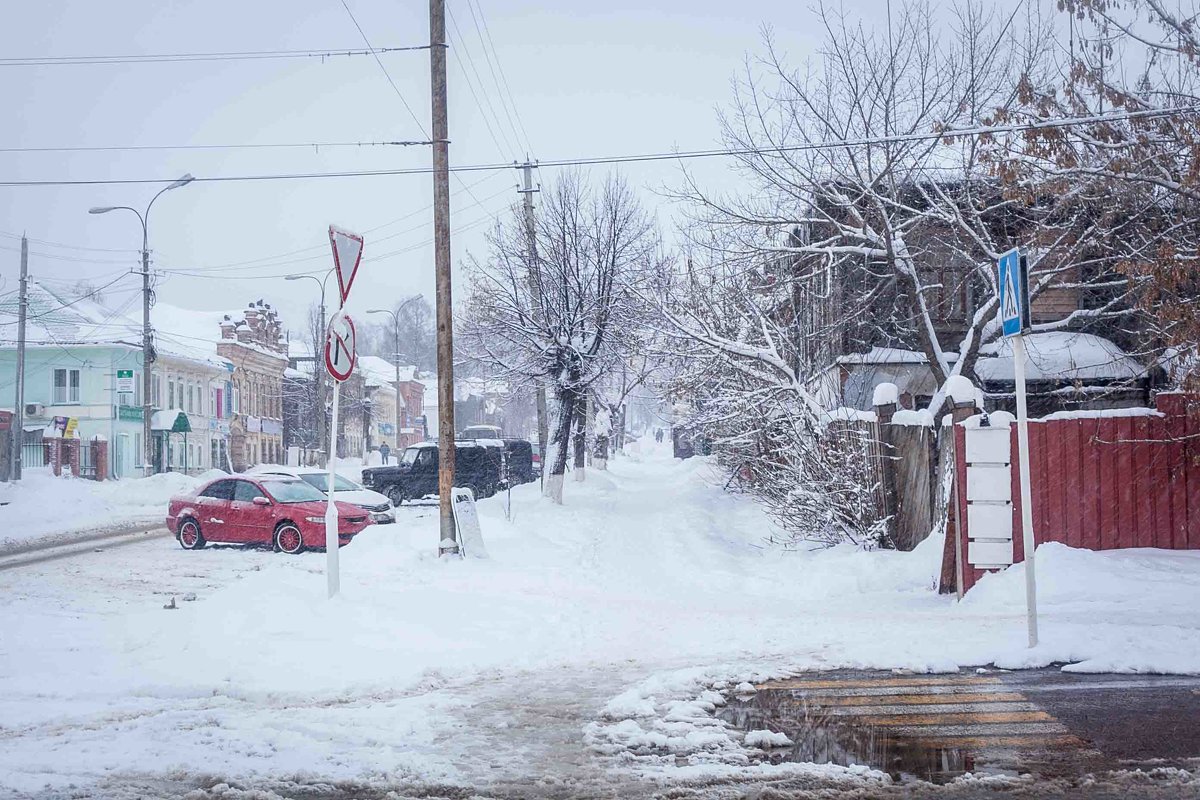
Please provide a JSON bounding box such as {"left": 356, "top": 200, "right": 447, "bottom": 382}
{"left": 874, "top": 388, "right": 900, "bottom": 547}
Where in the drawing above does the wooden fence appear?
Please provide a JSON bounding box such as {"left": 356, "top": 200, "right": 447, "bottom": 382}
{"left": 950, "top": 392, "right": 1200, "bottom": 594}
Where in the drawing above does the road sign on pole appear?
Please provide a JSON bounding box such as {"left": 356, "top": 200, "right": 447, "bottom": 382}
{"left": 997, "top": 247, "right": 1038, "bottom": 648}
{"left": 324, "top": 226, "right": 363, "bottom": 600}
{"left": 323, "top": 312, "right": 357, "bottom": 383}
{"left": 328, "top": 225, "right": 364, "bottom": 308}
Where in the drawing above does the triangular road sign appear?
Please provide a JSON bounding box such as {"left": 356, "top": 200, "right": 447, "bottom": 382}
{"left": 328, "top": 225, "right": 364, "bottom": 308}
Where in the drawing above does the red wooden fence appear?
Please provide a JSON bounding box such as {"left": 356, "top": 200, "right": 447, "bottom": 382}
{"left": 953, "top": 393, "right": 1200, "bottom": 594}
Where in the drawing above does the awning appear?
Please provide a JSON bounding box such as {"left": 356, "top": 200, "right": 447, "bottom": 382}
{"left": 151, "top": 409, "right": 192, "bottom": 433}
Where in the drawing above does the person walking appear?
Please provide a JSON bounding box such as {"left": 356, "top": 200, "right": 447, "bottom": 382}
{"left": 379, "top": 441, "right": 391, "bottom": 465}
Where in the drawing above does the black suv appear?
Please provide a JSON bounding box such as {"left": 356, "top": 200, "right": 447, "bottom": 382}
{"left": 361, "top": 441, "right": 503, "bottom": 505}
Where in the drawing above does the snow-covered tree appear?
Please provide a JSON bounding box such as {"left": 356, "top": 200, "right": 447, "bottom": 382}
{"left": 461, "top": 173, "right": 660, "bottom": 503}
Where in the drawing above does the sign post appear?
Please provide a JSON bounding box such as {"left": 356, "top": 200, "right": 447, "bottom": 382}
{"left": 998, "top": 247, "right": 1038, "bottom": 647}
{"left": 323, "top": 225, "right": 364, "bottom": 599}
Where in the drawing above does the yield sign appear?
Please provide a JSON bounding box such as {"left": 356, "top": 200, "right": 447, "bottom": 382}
{"left": 324, "top": 311, "right": 357, "bottom": 382}
{"left": 328, "top": 225, "right": 364, "bottom": 308}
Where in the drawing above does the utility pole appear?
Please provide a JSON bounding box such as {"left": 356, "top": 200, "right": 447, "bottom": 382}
{"left": 518, "top": 160, "right": 548, "bottom": 476}
{"left": 431, "top": 0, "right": 457, "bottom": 555}
{"left": 393, "top": 318, "right": 401, "bottom": 451}
{"left": 141, "top": 240, "right": 153, "bottom": 476}
{"left": 10, "top": 236, "right": 28, "bottom": 481}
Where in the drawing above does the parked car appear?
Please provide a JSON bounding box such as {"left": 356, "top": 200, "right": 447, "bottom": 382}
{"left": 247, "top": 465, "right": 395, "bottom": 524}
{"left": 361, "top": 441, "right": 503, "bottom": 504}
{"left": 166, "top": 476, "right": 372, "bottom": 554}
{"left": 459, "top": 424, "right": 503, "bottom": 440}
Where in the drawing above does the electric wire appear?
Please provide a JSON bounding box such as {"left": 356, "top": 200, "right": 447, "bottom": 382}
{"left": 468, "top": 0, "right": 534, "bottom": 155}
{"left": 463, "top": 0, "right": 531, "bottom": 156}
{"left": 337, "top": 0, "right": 428, "bottom": 138}
{"left": 0, "top": 46, "right": 427, "bottom": 67}
{"left": 447, "top": 6, "right": 519, "bottom": 158}
{"left": 0, "top": 140, "right": 431, "bottom": 154}
{"left": 1, "top": 104, "right": 1193, "bottom": 188}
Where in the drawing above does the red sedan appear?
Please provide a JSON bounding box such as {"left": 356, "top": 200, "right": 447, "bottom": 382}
{"left": 166, "top": 475, "right": 372, "bottom": 554}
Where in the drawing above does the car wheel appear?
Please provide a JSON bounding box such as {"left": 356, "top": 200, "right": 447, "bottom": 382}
{"left": 387, "top": 486, "right": 406, "bottom": 506}
{"left": 178, "top": 518, "right": 206, "bottom": 550}
{"left": 274, "top": 523, "right": 304, "bottom": 555}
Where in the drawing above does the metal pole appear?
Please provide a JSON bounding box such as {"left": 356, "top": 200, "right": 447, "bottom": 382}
{"left": 11, "top": 237, "right": 28, "bottom": 481}
{"left": 431, "top": 0, "right": 458, "bottom": 555}
{"left": 325, "top": 379, "right": 341, "bottom": 597}
{"left": 141, "top": 228, "right": 153, "bottom": 476}
{"left": 1012, "top": 334, "right": 1039, "bottom": 647}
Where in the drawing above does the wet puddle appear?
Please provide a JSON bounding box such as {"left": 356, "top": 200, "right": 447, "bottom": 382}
{"left": 719, "top": 685, "right": 1072, "bottom": 784}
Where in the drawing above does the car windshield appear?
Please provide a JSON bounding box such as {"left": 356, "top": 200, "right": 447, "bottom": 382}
{"left": 260, "top": 479, "right": 327, "bottom": 504}
{"left": 401, "top": 448, "right": 421, "bottom": 465}
{"left": 299, "top": 473, "right": 359, "bottom": 492}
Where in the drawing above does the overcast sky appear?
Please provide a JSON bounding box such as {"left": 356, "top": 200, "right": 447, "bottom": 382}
{"left": 0, "top": 0, "right": 1000, "bottom": 336}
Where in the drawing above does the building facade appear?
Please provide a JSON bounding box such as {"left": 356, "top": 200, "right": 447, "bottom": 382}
{"left": 217, "top": 301, "right": 288, "bottom": 471}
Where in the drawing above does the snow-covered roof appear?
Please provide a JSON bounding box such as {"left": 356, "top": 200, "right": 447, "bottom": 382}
{"left": 976, "top": 332, "right": 1147, "bottom": 382}
{"left": 0, "top": 282, "right": 142, "bottom": 350}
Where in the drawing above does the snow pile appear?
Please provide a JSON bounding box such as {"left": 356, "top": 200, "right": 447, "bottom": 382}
{"left": 976, "top": 332, "right": 1147, "bottom": 382}
{"left": 943, "top": 374, "right": 977, "bottom": 405}
{"left": 0, "top": 470, "right": 200, "bottom": 551}
{"left": 871, "top": 381, "right": 899, "bottom": 406}
{"left": 890, "top": 408, "right": 934, "bottom": 426}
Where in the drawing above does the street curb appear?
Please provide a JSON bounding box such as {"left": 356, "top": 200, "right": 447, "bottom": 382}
{"left": 0, "top": 518, "right": 167, "bottom": 558}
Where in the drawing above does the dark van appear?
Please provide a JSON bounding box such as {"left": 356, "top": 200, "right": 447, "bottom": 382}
{"left": 361, "top": 441, "right": 503, "bottom": 505}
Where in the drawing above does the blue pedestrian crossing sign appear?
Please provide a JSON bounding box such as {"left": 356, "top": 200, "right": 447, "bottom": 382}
{"left": 997, "top": 247, "right": 1028, "bottom": 338}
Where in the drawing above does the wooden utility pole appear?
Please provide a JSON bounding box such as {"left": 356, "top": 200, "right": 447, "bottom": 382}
{"left": 431, "top": 0, "right": 457, "bottom": 554}
{"left": 518, "top": 161, "right": 548, "bottom": 476}
{"left": 10, "top": 236, "right": 28, "bottom": 481}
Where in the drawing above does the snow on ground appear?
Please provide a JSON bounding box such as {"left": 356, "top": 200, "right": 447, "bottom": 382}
{"left": 1, "top": 438, "right": 1199, "bottom": 796}
{"left": 0, "top": 469, "right": 200, "bottom": 551}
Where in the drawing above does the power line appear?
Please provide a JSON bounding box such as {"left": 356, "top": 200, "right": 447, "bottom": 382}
{"left": 463, "top": 0, "right": 532, "bottom": 156}
{"left": 337, "top": 0, "right": 428, "bottom": 138}
{"left": 0, "top": 46, "right": 427, "bottom": 67}
{"left": 447, "top": 6, "right": 518, "bottom": 159}
{"left": 2, "top": 105, "right": 1194, "bottom": 188}
{"left": 0, "top": 140, "right": 431, "bottom": 154}
{"left": 155, "top": 171, "right": 510, "bottom": 273}
{"left": 0, "top": 230, "right": 140, "bottom": 253}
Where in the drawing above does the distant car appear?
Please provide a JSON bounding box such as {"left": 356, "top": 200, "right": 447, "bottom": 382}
{"left": 459, "top": 424, "right": 503, "bottom": 439}
{"left": 166, "top": 476, "right": 371, "bottom": 554}
{"left": 248, "top": 465, "right": 395, "bottom": 524}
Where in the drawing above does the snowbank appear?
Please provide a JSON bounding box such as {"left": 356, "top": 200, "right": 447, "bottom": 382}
{"left": 0, "top": 470, "right": 200, "bottom": 551}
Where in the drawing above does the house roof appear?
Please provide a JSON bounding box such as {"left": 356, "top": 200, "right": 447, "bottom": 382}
{"left": 976, "top": 332, "right": 1147, "bottom": 383}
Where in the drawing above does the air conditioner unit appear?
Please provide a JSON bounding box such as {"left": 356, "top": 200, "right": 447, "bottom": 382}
{"left": 25, "top": 402, "right": 45, "bottom": 417}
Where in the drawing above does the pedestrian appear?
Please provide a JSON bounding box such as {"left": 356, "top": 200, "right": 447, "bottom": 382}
{"left": 379, "top": 441, "right": 391, "bottom": 465}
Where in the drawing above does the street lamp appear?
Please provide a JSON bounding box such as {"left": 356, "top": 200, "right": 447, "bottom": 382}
{"left": 286, "top": 270, "right": 335, "bottom": 457}
{"left": 368, "top": 295, "right": 421, "bottom": 453}
{"left": 89, "top": 173, "right": 194, "bottom": 477}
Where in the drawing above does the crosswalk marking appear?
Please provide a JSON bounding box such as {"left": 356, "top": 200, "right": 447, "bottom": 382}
{"left": 748, "top": 671, "right": 1093, "bottom": 771}
{"left": 761, "top": 676, "right": 1000, "bottom": 691}
{"left": 806, "top": 692, "right": 1027, "bottom": 707}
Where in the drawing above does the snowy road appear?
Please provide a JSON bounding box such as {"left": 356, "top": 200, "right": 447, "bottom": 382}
{"left": 2, "top": 441, "right": 1200, "bottom": 798}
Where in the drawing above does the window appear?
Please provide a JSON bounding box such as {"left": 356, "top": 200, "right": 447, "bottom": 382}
{"left": 134, "top": 433, "right": 143, "bottom": 468}
{"left": 200, "top": 480, "right": 234, "bottom": 500}
{"left": 53, "top": 369, "right": 80, "bottom": 404}
{"left": 233, "top": 480, "right": 263, "bottom": 503}
{"left": 187, "top": 384, "right": 195, "bottom": 414}
{"left": 300, "top": 473, "right": 357, "bottom": 492}
{"left": 152, "top": 374, "right": 162, "bottom": 409}
{"left": 260, "top": 479, "right": 325, "bottom": 504}
{"left": 168, "top": 378, "right": 176, "bottom": 410}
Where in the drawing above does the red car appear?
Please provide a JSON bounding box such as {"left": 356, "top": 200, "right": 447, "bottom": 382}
{"left": 166, "top": 475, "right": 372, "bottom": 554}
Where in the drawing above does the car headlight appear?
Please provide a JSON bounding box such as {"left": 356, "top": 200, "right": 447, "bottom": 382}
{"left": 305, "top": 516, "right": 325, "bottom": 523}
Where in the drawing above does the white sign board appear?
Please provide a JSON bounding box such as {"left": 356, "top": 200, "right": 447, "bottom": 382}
{"left": 450, "top": 487, "right": 488, "bottom": 559}
{"left": 116, "top": 369, "right": 135, "bottom": 394}
{"left": 324, "top": 312, "right": 357, "bottom": 382}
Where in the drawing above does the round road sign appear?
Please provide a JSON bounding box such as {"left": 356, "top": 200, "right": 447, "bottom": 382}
{"left": 324, "top": 312, "right": 357, "bottom": 382}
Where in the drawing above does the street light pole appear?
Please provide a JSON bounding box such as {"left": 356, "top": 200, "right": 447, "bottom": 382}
{"left": 369, "top": 296, "right": 420, "bottom": 455}
{"left": 286, "top": 271, "right": 333, "bottom": 458}
{"left": 90, "top": 173, "right": 194, "bottom": 477}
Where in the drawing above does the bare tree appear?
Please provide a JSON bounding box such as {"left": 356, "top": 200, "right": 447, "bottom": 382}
{"left": 461, "top": 172, "right": 659, "bottom": 503}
